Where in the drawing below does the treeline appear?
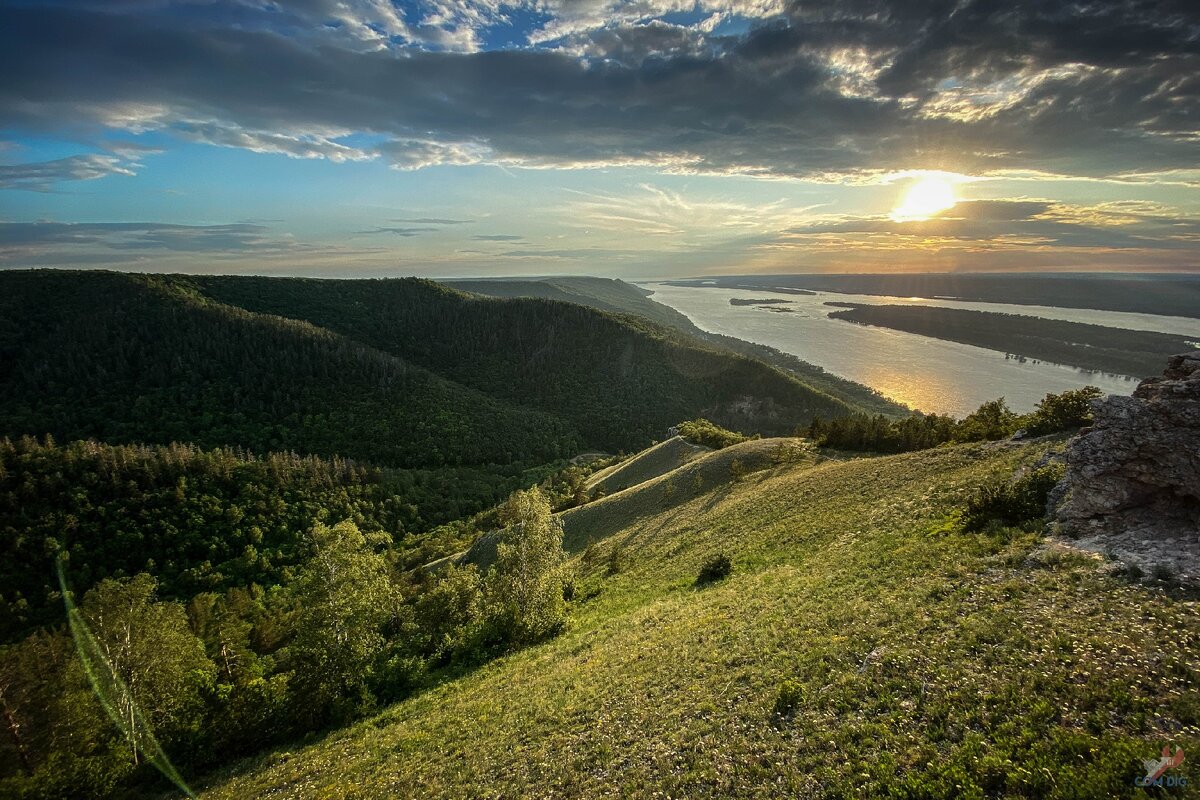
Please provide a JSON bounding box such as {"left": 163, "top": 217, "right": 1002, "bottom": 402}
{"left": 827, "top": 303, "right": 1191, "bottom": 378}
{"left": 0, "top": 488, "right": 571, "bottom": 799}
{"left": 804, "top": 387, "right": 1103, "bottom": 452}
{"left": 0, "top": 437, "right": 564, "bottom": 643}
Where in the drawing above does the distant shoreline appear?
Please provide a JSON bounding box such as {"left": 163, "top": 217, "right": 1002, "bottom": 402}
{"left": 826, "top": 302, "right": 1194, "bottom": 378}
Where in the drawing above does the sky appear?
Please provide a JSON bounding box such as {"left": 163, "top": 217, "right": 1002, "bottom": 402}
{"left": 1, "top": 0, "right": 1198, "bottom": 279}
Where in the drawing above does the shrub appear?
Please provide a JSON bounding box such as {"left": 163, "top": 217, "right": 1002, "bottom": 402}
{"left": 954, "top": 398, "right": 1019, "bottom": 443}
{"left": 773, "top": 679, "right": 805, "bottom": 718}
{"left": 413, "top": 563, "right": 484, "bottom": 663}
{"left": 605, "top": 546, "right": 624, "bottom": 577}
{"left": 696, "top": 553, "right": 733, "bottom": 585}
{"left": 1021, "top": 386, "right": 1103, "bottom": 436}
{"left": 962, "top": 465, "right": 1064, "bottom": 532}
{"left": 676, "top": 418, "right": 750, "bottom": 449}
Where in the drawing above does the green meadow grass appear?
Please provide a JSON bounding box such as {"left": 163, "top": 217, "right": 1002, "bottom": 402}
{"left": 195, "top": 442, "right": 1200, "bottom": 799}
{"left": 585, "top": 435, "right": 710, "bottom": 495}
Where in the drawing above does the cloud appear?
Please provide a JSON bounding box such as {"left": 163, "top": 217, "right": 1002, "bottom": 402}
{"left": 564, "top": 184, "right": 806, "bottom": 238}
{"left": 395, "top": 217, "right": 474, "bottom": 224}
{"left": 471, "top": 233, "right": 524, "bottom": 241}
{"left": 174, "top": 122, "right": 376, "bottom": 162}
{"left": 0, "top": 221, "right": 310, "bottom": 261}
{"left": 779, "top": 199, "right": 1200, "bottom": 252}
{"left": 0, "top": 1, "right": 1196, "bottom": 182}
{"left": 355, "top": 226, "right": 438, "bottom": 236}
{"left": 0, "top": 154, "right": 136, "bottom": 191}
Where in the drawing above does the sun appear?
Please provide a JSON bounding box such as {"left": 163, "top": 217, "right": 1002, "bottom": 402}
{"left": 891, "top": 175, "right": 957, "bottom": 221}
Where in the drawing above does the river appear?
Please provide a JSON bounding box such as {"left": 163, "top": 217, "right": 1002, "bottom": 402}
{"left": 644, "top": 283, "right": 1184, "bottom": 417}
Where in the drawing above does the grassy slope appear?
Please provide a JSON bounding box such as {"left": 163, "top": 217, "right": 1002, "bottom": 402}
{"left": 585, "top": 435, "right": 711, "bottom": 494}
{"left": 198, "top": 442, "right": 1200, "bottom": 799}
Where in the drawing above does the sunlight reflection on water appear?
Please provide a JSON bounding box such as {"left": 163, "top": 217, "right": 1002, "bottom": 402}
{"left": 648, "top": 284, "right": 1144, "bottom": 416}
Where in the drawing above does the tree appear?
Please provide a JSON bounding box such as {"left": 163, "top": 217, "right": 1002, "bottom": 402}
{"left": 954, "top": 398, "right": 1018, "bottom": 442}
{"left": 288, "top": 521, "right": 398, "bottom": 726}
{"left": 78, "top": 574, "right": 215, "bottom": 765}
{"left": 413, "top": 564, "right": 484, "bottom": 663}
{"left": 1023, "top": 386, "right": 1103, "bottom": 435}
{"left": 485, "top": 488, "right": 567, "bottom": 646}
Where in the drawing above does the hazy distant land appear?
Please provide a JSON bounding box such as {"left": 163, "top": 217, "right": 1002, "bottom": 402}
{"left": 826, "top": 302, "right": 1195, "bottom": 377}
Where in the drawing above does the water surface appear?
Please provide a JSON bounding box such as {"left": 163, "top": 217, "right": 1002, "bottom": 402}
{"left": 648, "top": 284, "right": 1148, "bottom": 416}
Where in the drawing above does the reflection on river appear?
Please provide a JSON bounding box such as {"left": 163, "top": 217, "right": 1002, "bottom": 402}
{"left": 647, "top": 283, "right": 1145, "bottom": 417}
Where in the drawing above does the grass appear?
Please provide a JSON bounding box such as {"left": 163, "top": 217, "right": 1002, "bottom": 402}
{"left": 585, "top": 435, "right": 710, "bottom": 494}
{"left": 193, "top": 441, "right": 1200, "bottom": 799}
{"left": 562, "top": 437, "right": 817, "bottom": 554}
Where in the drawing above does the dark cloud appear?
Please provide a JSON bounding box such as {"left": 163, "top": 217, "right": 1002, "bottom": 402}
{"left": 943, "top": 200, "right": 1053, "bottom": 221}
{"left": 0, "top": 1, "right": 1196, "bottom": 179}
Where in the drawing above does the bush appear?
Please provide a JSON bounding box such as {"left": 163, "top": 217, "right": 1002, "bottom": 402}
{"left": 962, "top": 465, "right": 1064, "bottom": 532}
{"left": 1021, "top": 386, "right": 1103, "bottom": 436}
{"left": 676, "top": 419, "right": 750, "bottom": 449}
{"left": 773, "top": 679, "right": 805, "bottom": 718}
{"left": 954, "top": 398, "right": 1019, "bottom": 443}
{"left": 696, "top": 553, "right": 733, "bottom": 585}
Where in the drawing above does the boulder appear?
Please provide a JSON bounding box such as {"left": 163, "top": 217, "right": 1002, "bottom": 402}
{"left": 1052, "top": 352, "right": 1200, "bottom": 582}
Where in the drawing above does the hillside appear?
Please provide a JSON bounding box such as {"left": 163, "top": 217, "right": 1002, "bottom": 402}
{"left": 585, "top": 435, "right": 711, "bottom": 494}
{"left": 447, "top": 276, "right": 909, "bottom": 417}
{"left": 196, "top": 440, "right": 1200, "bottom": 799}
{"left": 0, "top": 270, "right": 863, "bottom": 462}
{"left": 178, "top": 274, "right": 855, "bottom": 448}
{"left": 0, "top": 270, "right": 576, "bottom": 469}
{"left": 443, "top": 276, "right": 697, "bottom": 333}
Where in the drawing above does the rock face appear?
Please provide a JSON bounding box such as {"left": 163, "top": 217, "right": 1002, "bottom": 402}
{"left": 1052, "top": 352, "right": 1200, "bottom": 582}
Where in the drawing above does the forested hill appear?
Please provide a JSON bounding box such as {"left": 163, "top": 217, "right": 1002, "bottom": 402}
{"left": 0, "top": 270, "right": 575, "bottom": 468}
{"left": 182, "top": 273, "right": 855, "bottom": 447}
{"left": 442, "top": 276, "right": 697, "bottom": 332}
{"left": 443, "top": 276, "right": 910, "bottom": 418}
{"left": 0, "top": 271, "right": 855, "bottom": 463}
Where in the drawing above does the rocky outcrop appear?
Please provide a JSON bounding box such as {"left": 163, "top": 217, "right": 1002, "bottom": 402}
{"left": 1052, "top": 352, "right": 1200, "bottom": 583}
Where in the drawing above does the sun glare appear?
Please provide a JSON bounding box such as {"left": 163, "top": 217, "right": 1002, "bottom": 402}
{"left": 891, "top": 175, "right": 957, "bottom": 221}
